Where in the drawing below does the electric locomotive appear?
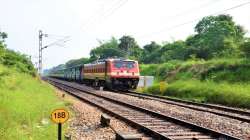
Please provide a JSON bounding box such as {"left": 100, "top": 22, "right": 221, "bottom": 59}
{"left": 48, "top": 58, "right": 140, "bottom": 90}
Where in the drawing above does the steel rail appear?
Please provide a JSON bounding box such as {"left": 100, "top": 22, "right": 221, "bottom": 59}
{"left": 112, "top": 90, "right": 250, "bottom": 123}
{"left": 45, "top": 78, "right": 241, "bottom": 140}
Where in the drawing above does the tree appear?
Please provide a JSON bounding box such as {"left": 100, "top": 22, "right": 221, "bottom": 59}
{"left": 0, "top": 32, "right": 7, "bottom": 62}
{"left": 0, "top": 32, "right": 8, "bottom": 49}
{"left": 118, "top": 35, "right": 142, "bottom": 58}
{"left": 140, "top": 41, "right": 162, "bottom": 63}
{"left": 144, "top": 41, "right": 161, "bottom": 52}
{"left": 0, "top": 32, "right": 7, "bottom": 40}
{"left": 118, "top": 36, "right": 137, "bottom": 51}
{"left": 187, "top": 14, "right": 245, "bottom": 59}
{"left": 161, "top": 41, "right": 187, "bottom": 61}
{"left": 0, "top": 31, "right": 35, "bottom": 75}
{"left": 90, "top": 37, "right": 125, "bottom": 60}
{"left": 185, "top": 35, "right": 210, "bottom": 59}
{"left": 89, "top": 36, "right": 142, "bottom": 60}
{"left": 65, "top": 57, "right": 90, "bottom": 68}
{"left": 240, "top": 39, "right": 250, "bottom": 58}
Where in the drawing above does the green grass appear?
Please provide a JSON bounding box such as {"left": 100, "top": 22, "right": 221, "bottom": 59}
{"left": 139, "top": 58, "right": 250, "bottom": 83}
{"left": 142, "top": 80, "right": 250, "bottom": 108}
{"left": 140, "top": 60, "right": 180, "bottom": 81}
{"left": 166, "top": 80, "right": 250, "bottom": 108}
{"left": 140, "top": 58, "right": 250, "bottom": 109}
{"left": 0, "top": 65, "right": 69, "bottom": 140}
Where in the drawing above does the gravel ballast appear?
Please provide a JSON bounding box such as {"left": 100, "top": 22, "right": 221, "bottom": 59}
{"left": 55, "top": 88, "right": 152, "bottom": 140}
{"left": 100, "top": 90, "right": 250, "bottom": 139}
{"left": 50, "top": 79, "right": 250, "bottom": 139}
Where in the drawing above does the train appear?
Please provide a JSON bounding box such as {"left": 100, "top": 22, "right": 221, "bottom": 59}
{"left": 48, "top": 58, "right": 140, "bottom": 90}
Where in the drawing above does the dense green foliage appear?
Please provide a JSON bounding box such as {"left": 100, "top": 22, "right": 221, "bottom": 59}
{"left": 240, "top": 39, "right": 250, "bottom": 57}
{"left": 89, "top": 36, "right": 142, "bottom": 60}
{"left": 90, "top": 37, "right": 124, "bottom": 60}
{"left": 187, "top": 15, "right": 245, "bottom": 59}
{"left": 140, "top": 58, "right": 250, "bottom": 82}
{"left": 140, "top": 58, "right": 250, "bottom": 108}
{"left": 0, "top": 32, "right": 36, "bottom": 76}
{"left": 55, "top": 14, "right": 247, "bottom": 70}
{"left": 65, "top": 57, "right": 91, "bottom": 68}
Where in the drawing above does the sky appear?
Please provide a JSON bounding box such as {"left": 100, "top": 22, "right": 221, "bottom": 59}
{"left": 0, "top": 0, "right": 250, "bottom": 69}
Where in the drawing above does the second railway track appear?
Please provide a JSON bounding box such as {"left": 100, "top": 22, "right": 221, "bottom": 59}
{"left": 116, "top": 90, "right": 250, "bottom": 123}
{"left": 45, "top": 77, "right": 241, "bottom": 140}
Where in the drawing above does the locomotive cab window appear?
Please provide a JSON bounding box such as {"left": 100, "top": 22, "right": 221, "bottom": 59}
{"left": 114, "top": 61, "right": 123, "bottom": 68}
{"left": 114, "top": 61, "right": 135, "bottom": 69}
{"left": 126, "top": 62, "right": 135, "bottom": 69}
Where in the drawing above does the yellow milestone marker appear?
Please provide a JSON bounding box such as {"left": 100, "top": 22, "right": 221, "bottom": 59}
{"left": 51, "top": 109, "right": 69, "bottom": 140}
{"left": 51, "top": 109, "right": 69, "bottom": 124}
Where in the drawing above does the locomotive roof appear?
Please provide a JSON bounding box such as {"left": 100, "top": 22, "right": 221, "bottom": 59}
{"left": 84, "top": 58, "right": 136, "bottom": 66}
{"left": 49, "top": 58, "right": 137, "bottom": 72}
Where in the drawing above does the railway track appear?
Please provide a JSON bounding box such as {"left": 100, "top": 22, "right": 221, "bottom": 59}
{"left": 115, "top": 90, "right": 250, "bottom": 123}
{"left": 45, "top": 78, "right": 240, "bottom": 140}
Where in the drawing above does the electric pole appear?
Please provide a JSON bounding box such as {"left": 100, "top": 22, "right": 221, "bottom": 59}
{"left": 38, "top": 30, "right": 70, "bottom": 76}
{"left": 38, "top": 30, "right": 43, "bottom": 75}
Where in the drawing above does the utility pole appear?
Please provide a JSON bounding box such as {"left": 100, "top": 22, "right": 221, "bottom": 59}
{"left": 38, "top": 30, "right": 43, "bottom": 75}
{"left": 38, "top": 30, "right": 70, "bottom": 76}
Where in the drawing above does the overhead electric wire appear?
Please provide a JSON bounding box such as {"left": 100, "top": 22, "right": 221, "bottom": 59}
{"left": 138, "top": 0, "right": 250, "bottom": 39}
{"left": 80, "top": 0, "right": 128, "bottom": 31}
{"left": 43, "top": 36, "right": 71, "bottom": 49}
{"left": 45, "top": 34, "right": 70, "bottom": 38}
{"left": 98, "top": 0, "right": 128, "bottom": 22}
{"left": 80, "top": 0, "right": 117, "bottom": 30}
{"left": 164, "top": 0, "right": 222, "bottom": 21}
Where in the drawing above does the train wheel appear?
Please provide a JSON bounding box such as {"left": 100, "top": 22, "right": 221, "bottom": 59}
{"left": 92, "top": 79, "right": 99, "bottom": 89}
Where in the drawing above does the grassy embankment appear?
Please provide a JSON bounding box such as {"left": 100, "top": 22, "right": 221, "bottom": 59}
{"left": 0, "top": 65, "right": 70, "bottom": 140}
{"left": 139, "top": 58, "right": 250, "bottom": 108}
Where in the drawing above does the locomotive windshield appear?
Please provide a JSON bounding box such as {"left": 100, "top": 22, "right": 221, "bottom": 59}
{"left": 114, "top": 61, "right": 135, "bottom": 69}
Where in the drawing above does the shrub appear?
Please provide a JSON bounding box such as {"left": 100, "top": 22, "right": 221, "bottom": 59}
{"left": 0, "top": 49, "right": 36, "bottom": 76}
{"left": 240, "top": 41, "right": 250, "bottom": 57}
{"left": 166, "top": 80, "right": 250, "bottom": 108}
{"left": 146, "top": 82, "right": 168, "bottom": 96}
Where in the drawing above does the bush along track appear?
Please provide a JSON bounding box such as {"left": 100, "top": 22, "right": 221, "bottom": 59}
{"left": 140, "top": 58, "right": 250, "bottom": 109}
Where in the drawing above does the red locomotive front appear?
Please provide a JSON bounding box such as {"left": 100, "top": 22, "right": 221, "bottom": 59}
{"left": 106, "top": 59, "right": 140, "bottom": 89}
{"left": 82, "top": 58, "right": 140, "bottom": 90}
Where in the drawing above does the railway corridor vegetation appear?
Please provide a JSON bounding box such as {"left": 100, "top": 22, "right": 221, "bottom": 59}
{"left": 140, "top": 59, "right": 250, "bottom": 108}
{"left": 50, "top": 14, "right": 250, "bottom": 108}
{"left": 0, "top": 32, "right": 69, "bottom": 139}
